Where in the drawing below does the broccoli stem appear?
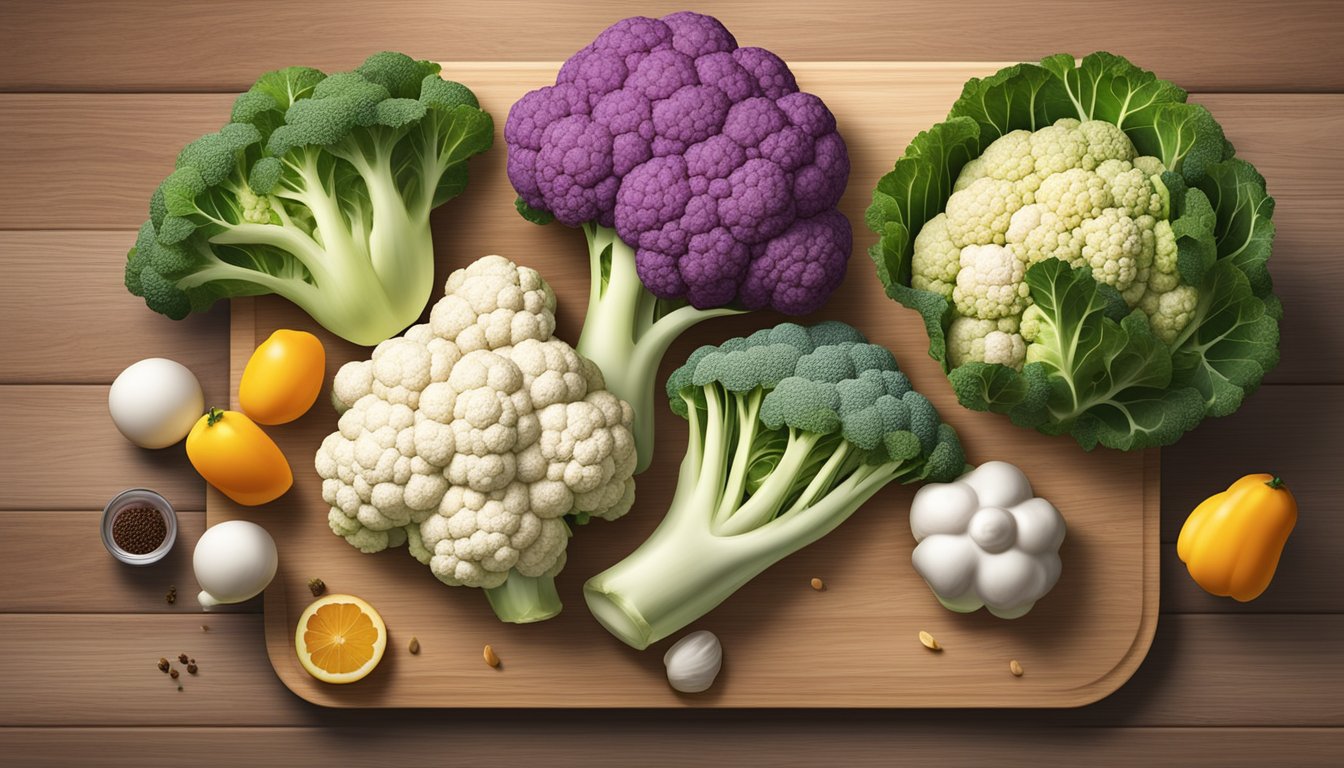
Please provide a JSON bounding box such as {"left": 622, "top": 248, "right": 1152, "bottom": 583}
{"left": 575, "top": 224, "right": 743, "bottom": 473}
{"left": 583, "top": 391, "right": 904, "bottom": 650}
{"left": 484, "top": 572, "right": 563, "bottom": 624}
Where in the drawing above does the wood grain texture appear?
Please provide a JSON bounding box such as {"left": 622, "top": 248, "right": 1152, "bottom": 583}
{"left": 0, "top": 511, "right": 256, "bottom": 614}
{"left": 0, "top": 231, "right": 228, "bottom": 383}
{"left": 2, "top": 0, "right": 1341, "bottom": 92}
{"left": 214, "top": 64, "right": 1158, "bottom": 709}
{"left": 3, "top": 727, "right": 1343, "bottom": 768}
{"left": 1, "top": 614, "right": 1340, "bottom": 726}
{"left": 0, "top": 386, "right": 208, "bottom": 510}
{"left": 0, "top": 89, "right": 1333, "bottom": 384}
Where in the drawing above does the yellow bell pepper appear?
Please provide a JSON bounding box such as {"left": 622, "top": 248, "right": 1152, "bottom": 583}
{"left": 1177, "top": 474, "right": 1297, "bottom": 602}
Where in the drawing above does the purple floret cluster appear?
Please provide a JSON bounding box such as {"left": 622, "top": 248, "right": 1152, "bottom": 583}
{"left": 505, "top": 12, "right": 851, "bottom": 314}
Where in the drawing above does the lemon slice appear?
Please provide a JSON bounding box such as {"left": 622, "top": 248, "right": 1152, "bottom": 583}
{"left": 295, "top": 593, "right": 387, "bottom": 684}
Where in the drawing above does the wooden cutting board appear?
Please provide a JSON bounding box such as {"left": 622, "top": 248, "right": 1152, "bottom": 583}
{"left": 210, "top": 62, "right": 1158, "bottom": 708}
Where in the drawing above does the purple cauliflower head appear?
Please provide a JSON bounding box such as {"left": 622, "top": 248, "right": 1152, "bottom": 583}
{"left": 505, "top": 12, "right": 851, "bottom": 314}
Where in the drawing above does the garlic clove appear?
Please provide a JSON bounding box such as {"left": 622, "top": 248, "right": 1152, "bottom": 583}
{"left": 663, "top": 630, "right": 722, "bottom": 693}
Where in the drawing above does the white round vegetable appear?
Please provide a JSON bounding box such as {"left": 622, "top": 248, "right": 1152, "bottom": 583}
{"left": 108, "top": 358, "right": 204, "bottom": 449}
{"left": 663, "top": 630, "right": 723, "bottom": 693}
{"left": 193, "top": 520, "right": 278, "bottom": 609}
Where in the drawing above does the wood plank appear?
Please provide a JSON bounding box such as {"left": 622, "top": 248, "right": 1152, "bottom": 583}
{"left": 1, "top": 1, "right": 1340, "bottom": 92}
{"left": 1199, "top": 96, "right": 1344, "bottom": 383}
{"left": 1160, "top": 386, "right": 1339, "bottom": 541}
{"left": 0, "top": 386, "right": 208, "bottom": 510}
{"left": 1161, "top": 542, "right": 1342, "bottom": 613}
{"left": 0, "top": 90, "right": 1334, "bottom": 383}
{"left": 1157, "top": 387, "right": 1342, "bottom": 613}
{"left": 2, "top": 727, "right": 1342, "bottom": 768}
{"left": 0, "top": 231, "right": 228, "bottom": 384}
{"left": 0, "top": 614, "right": 1339, "bottom": 726}
{"left": 0, "top": 510, "right": 255, "bottom": 614}
{"left": 0, "top": 94, "right": 232, "bottom": 231}
{"left": 0, "top": 615, "right": 295, "bottom": 726}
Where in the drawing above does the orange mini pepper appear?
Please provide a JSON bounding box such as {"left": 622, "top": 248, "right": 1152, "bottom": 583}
{"left": 1177, "top": 474, "right": 1297, "bottom": 602}
{"left": 186, "top": 407, "right": 293, "bottom": 506}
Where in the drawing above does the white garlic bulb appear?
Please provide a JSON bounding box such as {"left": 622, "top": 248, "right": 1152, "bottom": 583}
{"left": 663, "top": 630, "right": 723, "bottom": 693}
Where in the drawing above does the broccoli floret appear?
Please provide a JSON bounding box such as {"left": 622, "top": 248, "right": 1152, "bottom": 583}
{"left": 583, "top": 322, "right": 964, "bottom": 649}
{"left": 125, "top": 53, "right": 494, "bottom": 346}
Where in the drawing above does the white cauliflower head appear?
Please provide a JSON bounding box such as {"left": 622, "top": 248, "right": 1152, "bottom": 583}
{"left": 315, "top": 255, "right": 637, "bottom": 598}
{"left": 909, "top": 461, "right": 1066, "bottom": 619}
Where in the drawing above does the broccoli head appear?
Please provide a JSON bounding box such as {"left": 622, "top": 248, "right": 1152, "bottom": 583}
{"left": 583, "top": 321, "right": 964, "bottom": 649}
{"left": 504, "top": 13, "right": 853, "bottom": 472}
{"left": 125, "top": 52, "right": 494, "bottom": 346}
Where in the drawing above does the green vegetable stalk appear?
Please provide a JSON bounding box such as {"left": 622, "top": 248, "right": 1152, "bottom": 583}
{"left": 584, "top": 322, "right": 965, "bottom": 649}
{"left": 125, "top": 52, "right": 494, "bottom": 346}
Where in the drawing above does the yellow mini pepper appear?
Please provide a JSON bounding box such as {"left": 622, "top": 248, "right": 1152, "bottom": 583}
{"left": 1177, "top": 474, "right": 1297, "bottom": 602}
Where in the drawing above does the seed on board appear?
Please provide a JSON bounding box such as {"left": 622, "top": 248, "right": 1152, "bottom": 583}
{"left": 200, "top": 625, "right": 209, "bottom": 632}
{"left": 1009, "top": 659, "right": 1024, "bottom": 677}
{"left": 169, "top": 668, "right": 179, "bottom": 680}
{"left": 810, "top": 577, "right": 825, "bottom": 591}
{"left": 918, "top": 630, "right": 941, "bottom": 651}
{"left": 307, "top": 577, "right": 327, "bottom": 597}
{"left": 409, "top": 637, "right": 421, "bottom": 655}
{"left": 187, "top": 663, "right": 198, "bottom": 675}
{"left": 157, "top": 658, "right": 170, "bottom": 673}
{"left": 178, "top": 653, "right": 189, "bottom": 664}
{"left": 165, "top": 585, "right": 177, "bottom": 604}
{"left": 483, "top": 644, "right": 500, "bottom": 668}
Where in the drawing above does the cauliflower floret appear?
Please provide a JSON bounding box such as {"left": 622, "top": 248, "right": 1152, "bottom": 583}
{"left": 1030, "top": 119, "right": 1089, "bottom": 175}
{"left": 945, "top": 177, "right": 1024, "bottom": 247}
{"left": 1148, "top": 219, "right": 1181, "bottom": 293}
{"left": 910, "top": 213, "right": 960, "bottom": 300}
{"left": 1078, "top": 120, "right": 1137, "bottom": 167}
{"left": 1035, "top": 168, "right": 1112, "bottom": 230}
{"left": 1141, "top": 284, "right": 1199, "bottom": 345}
{"left": 980, "top": 130, "right": 1036, "bottom": 182}
{"left": 1132, "top": 155, "right": 1166, "bottom": 177}
{"left": 947, "top": 316, "right": 1025, "bottom": 369}
{"left": 1079, "top": 208, "right": 1143, "bottom": 291}
{"left": 953, "top": 157, "right": 987, "bottom": 192}
{"left": 1096, "top": 159, "right": 1164, "bottom": 218}
{"left": 313, "top": 255, "right": 638, "bottom": 605}
{"left": 1012, "top": 208, "right": 1085, "bottom": 266}
{"left": 953, "top": 244, "right": 1030, "bottom": 320}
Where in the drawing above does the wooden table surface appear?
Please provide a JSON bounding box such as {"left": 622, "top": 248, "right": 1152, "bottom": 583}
{"left": 0, "top": 1, "right": 1340, "bottom": 764}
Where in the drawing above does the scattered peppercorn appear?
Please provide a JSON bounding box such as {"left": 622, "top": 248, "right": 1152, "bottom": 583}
{"left": 189, "top": 658, "right": 195, "bottom": 664}
{"left": 307, "top": 577, "right": 326, "bottom": 597}
{"left": 201, "top": 625, "right": 209, "bottom": 632}
{"left": 157, "top": 658, "right": 170, "bottom": 673}
{"left": 111, "top": 506, "right": 166, "bottom": 555}
{"left": 169, "top": 668, "right": 179, "bottom": 680}
{"left": 810, "top": 577, "right": 825, "bottom": 591}
{"left": 408, "top": 637, "right": 420, "bottom": 655}
{"left": 187, "top": 663, "right": 198, "bottom": 675}
{"left": 165, "top": 585, "right": 177, "bottom": 605}
{"left": 178, "top": 653, "right": 189, "bottom": 664}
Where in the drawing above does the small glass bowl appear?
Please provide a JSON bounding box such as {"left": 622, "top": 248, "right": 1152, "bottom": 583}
{"left": 102, "top": 488, "right": 177, "bottom": 566}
